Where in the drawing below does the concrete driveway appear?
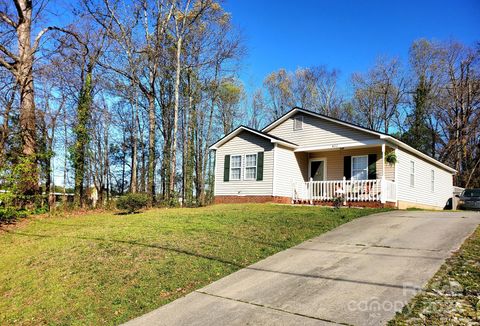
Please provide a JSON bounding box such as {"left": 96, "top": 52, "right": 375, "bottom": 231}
{"left": 125, "top": 210, "right": 480, "bottom": 326}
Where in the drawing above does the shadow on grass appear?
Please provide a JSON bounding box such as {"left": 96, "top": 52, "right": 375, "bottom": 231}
{"left": 114, "top": 211, "right": 142, "bottom": 216}
{"left": 6, "top": 230, "right": 247, "bottom": 269}
{"left": 28, "top": 220, "right": 288, "bottom": 250}
{"left": 4, "top": 228, "right": 428, "bottom": 292}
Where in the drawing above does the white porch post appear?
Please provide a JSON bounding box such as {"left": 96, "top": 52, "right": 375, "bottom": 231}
{"left": 381, "top": 143, "right": 386, "bottom": 204}
{"left": 309, "top": 177, "right": 313, "bottom": 205}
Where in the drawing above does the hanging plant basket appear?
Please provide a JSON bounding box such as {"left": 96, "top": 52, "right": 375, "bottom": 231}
{"left": 385, "top": 151, "right": 397, "bottom": 165}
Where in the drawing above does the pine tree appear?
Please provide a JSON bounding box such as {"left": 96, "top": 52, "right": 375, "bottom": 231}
{"left": 401, "top": 75, "right": 434, "bottom": 156}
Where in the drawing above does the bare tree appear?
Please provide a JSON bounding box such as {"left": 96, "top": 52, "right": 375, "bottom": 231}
{"left": 351, "top": 57, "right": 406, "bottom": 133}
{"left": 293, "top": 66, "right": 343, "bottom": 116}
{"left": 434, "top": 41, "right": 480, "bottom": 186}
{"left": 85, "top": 0, "right": 174, "bottom": 204}
{"left": 0, "top": 0, "right": 67, "bottom": 197}
{"left": 216, "top": 78, "right": 243, "bottom": 134}
{"left": 263, "top": 68, "right": 294, "bottom": 120}
{"left": 0, "top": 74, "right": 16, "bottom": 167}
{"left": 249, "top": 89, "right": 267, "bottom": 129}
{"left": 169, "top": 0, "right": 220, "bottom": 200}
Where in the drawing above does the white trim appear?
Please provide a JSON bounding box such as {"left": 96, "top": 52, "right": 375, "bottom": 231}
{"left": 294, "top": 139, "right": 384, "bottom": 152}
{"left": 381, "top": 136, "right": 456, "bottom": 173}
{"left": 381, "top": 143, "right": 386, "bottom": 179}
{"left": 272, "top": 144, "right": 277, "bottom": 196}
{"left": 261, "top": 107, "right": 456, "bottom": 173}
{"left": 244, "top": 153, "right": 258, "bottom": 181}
{"left": 351, "top": 155, "right": 369, "bottom": 180}
{"left": 308, "top": 157, "right": 327, "bottom": 181}
{"left": 209, "top": 126, "right": 297, "bottom": 150}
{"left": 229, "top": 155, "right": 242, "bottom": 181}
{"left": 394, "top": 147, "right": 399, "bottom": 203}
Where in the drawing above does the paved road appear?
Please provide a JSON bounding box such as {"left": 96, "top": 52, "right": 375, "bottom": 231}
{"left": 124, "top": 210, "right": 480, "bottom": 326}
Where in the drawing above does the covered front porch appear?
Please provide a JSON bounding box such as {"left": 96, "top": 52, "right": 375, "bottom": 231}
{"left": 291, "top": 143, "right": 397, "bottom": 206}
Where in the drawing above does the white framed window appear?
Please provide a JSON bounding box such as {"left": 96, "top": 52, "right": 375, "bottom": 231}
{"left": 244, "top": 154, "right": 257, "bottom": 180}
{"left": 293, "top": 115, "right": 303, "bottom": 130}
{"left": 351, "top": 155, "right": 368, "bottom": 180}
{"left": 431, "top": 170, "right": 435, "bottom": 192}
{"left": 230, "top": 155, "right": 242, "bottom": 180}
{"left": 410, "top": 161, "right": 415, "bottom": 187}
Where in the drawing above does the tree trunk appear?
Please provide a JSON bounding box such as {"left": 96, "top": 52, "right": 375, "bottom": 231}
{"left": 147, "top": 93, "right": 156, "bottom": 204}
{"left": 130, "top": 99, "right": 138, "bottom": 193}
{"left": 170, "top": 36, "right": 183, "bottom": 200}
{"left": 73, "top": 70, "right": 93, "bottom": 207}
{"left": 63, "top": 106, "right": 68, "bottom": 203}
{"left": 17, "top": 0, "right": 39, "bottom": 197}
{"left": 121, "top": 130, "right": 126, "bottom": 195}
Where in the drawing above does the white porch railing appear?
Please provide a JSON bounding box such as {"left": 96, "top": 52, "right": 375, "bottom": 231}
{"left": 293, "top": 178, "right": 397, "bottom": 204}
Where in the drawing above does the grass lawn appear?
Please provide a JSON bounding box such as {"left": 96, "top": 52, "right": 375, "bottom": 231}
{"left": 0, "top": 204, "right": 386, "bottom": 325}
{"left": 389, "top": 226, "right": 480, "bottom": 325}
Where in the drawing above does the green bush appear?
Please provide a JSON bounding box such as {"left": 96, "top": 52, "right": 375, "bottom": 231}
{"left": 116, "top": 193, "right": 149, "bottom": 213}
{"left": 0, "top": 208, "right": 28, "bottom": 224}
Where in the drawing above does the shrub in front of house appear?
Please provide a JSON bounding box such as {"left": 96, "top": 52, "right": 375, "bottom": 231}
{"left": 116, "top": 193, "right": 149, "bottom": 214}
{"left": 0, "top": 208, "right": 28, "bottom": 224}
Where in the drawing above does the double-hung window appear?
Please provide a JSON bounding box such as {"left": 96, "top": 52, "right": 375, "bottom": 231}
{"left": 351, "top": 155, "right": 368, "bottom": 180}
{"left": 410, "top": 161, "right": 415, "bottom": 187}
{"left": 244, "top": 154, "right": 257, "bottom": 180}
{"left": 230, "top": 155, "right": 242, "bottom": 180}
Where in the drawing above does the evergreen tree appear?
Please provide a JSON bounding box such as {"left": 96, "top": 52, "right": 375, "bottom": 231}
{"left": 401, "top": 75, "right": 434, "bottom": 156}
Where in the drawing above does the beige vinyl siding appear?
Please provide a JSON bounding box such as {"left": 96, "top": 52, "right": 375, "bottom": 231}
{"left": 273, "top": 145, "right": 307, "bottom": 197}
{"left": 268, "top": 112, "right": 378, "bottom": 147}
{"left": 214, "top": 131, "right": 274, "bottom": 196}
{"left": 396, "top": 148, "right": 453, "bottom": 208}
{"left": 309, "top": 147, "right": 395, "bottom": 181}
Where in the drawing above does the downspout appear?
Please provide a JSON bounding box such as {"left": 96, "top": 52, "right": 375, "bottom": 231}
{"left": 272, "top": 143, "right": 277, "bottom": 198}
{"left": 394, "top": 147, "right": 399, "bottom": 207}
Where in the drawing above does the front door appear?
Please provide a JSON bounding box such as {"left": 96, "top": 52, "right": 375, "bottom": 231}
{"left": 310, "top": 160, "right": 325, "bottom": 181}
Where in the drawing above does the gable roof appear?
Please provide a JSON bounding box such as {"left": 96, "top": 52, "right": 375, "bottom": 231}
{"left": 209, "top": 125, "right": 298, "bottom": 150}
{"left": 262, "top": 107, "right": 388, "bottom": 137}
{"left": 262, "top": 107, "right": 456, "bottom": 174}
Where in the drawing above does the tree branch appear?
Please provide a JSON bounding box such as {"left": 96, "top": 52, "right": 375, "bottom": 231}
{"left": 0, "top": 11, "right": 17, "bottom": 27}
{"left": 12, "top": 0, "right": 24, "bottom": 21}
{"left": 32, "top": 26, "right": 86, "bottom": 54}
{"left": 0, "top": 56, "right": 17, "bottom": 75}
{"left": 0, "top": 43, "right": 19, "bottom": 61}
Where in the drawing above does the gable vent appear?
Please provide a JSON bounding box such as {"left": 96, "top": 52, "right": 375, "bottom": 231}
{"left": 293, "top": 115, "right": 303, "bottom": 130}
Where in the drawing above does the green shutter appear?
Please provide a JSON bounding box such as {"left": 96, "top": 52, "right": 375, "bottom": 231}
{"left": 368, "top": 154, "right": 377, "bottom": 179}
{"left": 344, "top": 156, "right": 351, "bottom": 180}
{"left": 223, "top": 155, "right": 230, "bottom": 182}
{"left": 256, "top": 152, "right": 264, "bottom": 181}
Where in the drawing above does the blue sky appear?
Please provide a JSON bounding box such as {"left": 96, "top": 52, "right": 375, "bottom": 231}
{"left": 223, "top": 0, "right": 480, "bottom": 96}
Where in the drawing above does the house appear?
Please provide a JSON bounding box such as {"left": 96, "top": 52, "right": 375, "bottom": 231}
{"left": 209, "top": 107, "right": 456, "bottom": 210}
